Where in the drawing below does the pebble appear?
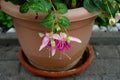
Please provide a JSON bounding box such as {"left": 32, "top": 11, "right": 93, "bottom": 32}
{"left": 92, "top": 23, "right": 120, "bottom": 32}
{"left": 0, "top": 27, "right": 2, "bottom": 33}
{"left": 100, "top": 26, "right": 107, "bottom": 32}
{"left": 92, "top": 25, "right": 100, "bottom": 32}
{"left": 116, "top": 23, "right": 120, "bottom": 30}
{"left": 107, "top": 26, "right": 118, "bottom": 32}
{"left": 6, "top": 28, "right": 16, "bottom": 33}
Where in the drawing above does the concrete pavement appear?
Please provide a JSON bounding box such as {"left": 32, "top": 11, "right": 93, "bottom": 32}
{"left": 0, "top": 32, "right": 120, "bottom": 80}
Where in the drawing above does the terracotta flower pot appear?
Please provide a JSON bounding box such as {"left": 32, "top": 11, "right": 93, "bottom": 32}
{"left": 19, "top": 44, "right": 94, "bottom": 77}
{"left": 0, "top": 0, "right": 98, "bottom": 71}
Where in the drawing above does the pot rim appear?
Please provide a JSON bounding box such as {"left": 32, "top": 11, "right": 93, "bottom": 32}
{"left": 0, "top": 0, "right": 98, "bottom": 22}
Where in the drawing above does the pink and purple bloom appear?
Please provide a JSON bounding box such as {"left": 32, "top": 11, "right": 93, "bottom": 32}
{"left": 39, "top": 32, "right": 82, "bottom": 56}
{"left": 115, "top": 12, "right": 120, "bottom": 22}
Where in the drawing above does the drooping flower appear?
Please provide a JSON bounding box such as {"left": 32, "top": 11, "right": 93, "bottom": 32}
{"left": 115, "top": 12, "right": 120, "bottom": 22}
{"left": 39, "top": 32, "right": 57, "bottom": 56}
{"left": 39, "top": 32, "right": 82, "bottom": 57}
{"left": 38, "top": 33, "right": 51, "bottom": 51}
{"left": 53, "top": 32, "right": 81, "bottom": 51}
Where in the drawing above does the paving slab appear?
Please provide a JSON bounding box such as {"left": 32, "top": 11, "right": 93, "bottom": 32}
{"left": 20, "top": 66, "right": 38, "bottom": 77}
{"left": 75, "top": 74, "right": 101, "bottom": 80}
{"left": 7, "top": 75, "right": 45, "bottom": 80}
{"left": 0, "top": 46, "right": 19, "bottom": 60}
{"left": 117, "top": 45, "right": 120, "bottom": 56}
{"left": 0, "top": 75, "right": 9, "bottom": 80}
{"left": 90, "top": 32, "right": 120, "bottom": 45}
{"left": 102, "top": 74, "right": 120, "bottom": 80}
{"left": 0, "top": 61, "right": 20, "bottom": 76}
{"left": 93, "top": 45, "right": 119, "bottom": 59}
{"left": 45, "top": 77, "right": 75, "bottom": 80}
{"left": 83, "top": 59, "right": 120, "bottom": 75}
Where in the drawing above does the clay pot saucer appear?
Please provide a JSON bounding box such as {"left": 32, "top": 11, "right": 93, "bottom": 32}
{"left": 18, "top": 44, "right": 94, "bottom": 78}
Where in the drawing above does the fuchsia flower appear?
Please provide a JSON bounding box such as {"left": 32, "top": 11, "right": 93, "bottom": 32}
{"left": 53, "top": 32, "right": 81, "bottom": 50}
{"left": 115, "top": 12, "right": 120, "bottom": 22}
{"left": 38, "top": 33, "right": 51, "bottom": 51}
{"left": 39, "top": 32, "right": 82, "bottom": 56}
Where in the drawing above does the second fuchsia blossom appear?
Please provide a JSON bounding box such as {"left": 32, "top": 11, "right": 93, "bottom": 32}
{"left": 115, "top": 12, "right": 120, "bottom": 22}
{"left": 109, "top": 12, "right": 120, "bottom": 26}
{"left": 39, "top": 32, "right": 82, "bottom": 56}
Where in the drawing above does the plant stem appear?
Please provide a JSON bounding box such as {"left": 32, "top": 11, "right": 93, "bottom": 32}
{"left": 49, "top": 0, "right": 56, "bottom": 33}
{"left": 106, "top": 1, "right": 113, "bottom": 18}
{"left": 49, "top": 0, "right": 57, "bottom": 13}
{"left": 49, "top": 0, "right": 69, "bottom": 34}
{"left": 64, "top": 27, "right": 69, "bottom": 35}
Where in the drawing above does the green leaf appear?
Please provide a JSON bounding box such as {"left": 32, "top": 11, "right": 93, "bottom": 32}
{"left": 83, "top": 0, "right": 99, "bottom": 12}
{"left": 55, "top": 3, "right": 68, "bottom": 14}
{"left": 0, "top": 10, "right": 13, "bottom": 27}
{"left": 95, "top": 13, "right": 109, "bottom": 26}
{"left": 116, "top": 0, "right": 120, "bottom": 3}
{"left": 29, "top": 1, "right": 52, "bottom": 12}
{"left": 41, "top": 14, "right": 55, "bottom": 28}
{"left": 62, "top": 0, "right": 70, "bottom": 5}
{"left": 27, "top": 0, "right": 41, "bottom": 2}
{"left": 58, "top": 16, "right": 70, "bottom": 27}
{"left": 109, "top": 3, "right": 117, "bottom": 15}
{"left": 92, "top": 0, "right": 103, "bottom": 9}
{"left": 20, "top": 2, "right": 29, "bottom": 13}
{"left": 29, "top": 3, "right": 44, "bottom": 12}
{"left": 53, "top": 0, "right": 62, "bottom": 3}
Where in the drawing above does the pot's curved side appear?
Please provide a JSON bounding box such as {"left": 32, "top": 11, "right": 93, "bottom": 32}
{"left": 12, "top": 16, "right": 95, "bottom": 71}
{"left": 0, "top": 0, "right": 97, "bottom": 71}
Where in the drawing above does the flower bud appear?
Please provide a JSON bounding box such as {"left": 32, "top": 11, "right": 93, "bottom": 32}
{"left": 109, "top": 18, "right": 116, "bottom": 26}
{"left": 55, "top": 25, "right": 61, "bottom": 31}
{"left": 51, "top": 39, "right": 55, "bottom": 47}
{"left": 67, "top": 36, "right": 70, "bottom": 43}
{"left": 54, "top": 24, "right": 61, "bottom": 32}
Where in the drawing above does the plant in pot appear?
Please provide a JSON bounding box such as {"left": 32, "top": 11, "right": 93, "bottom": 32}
{"left": 0, "top": 0, "right": 120, "bottom": 77}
